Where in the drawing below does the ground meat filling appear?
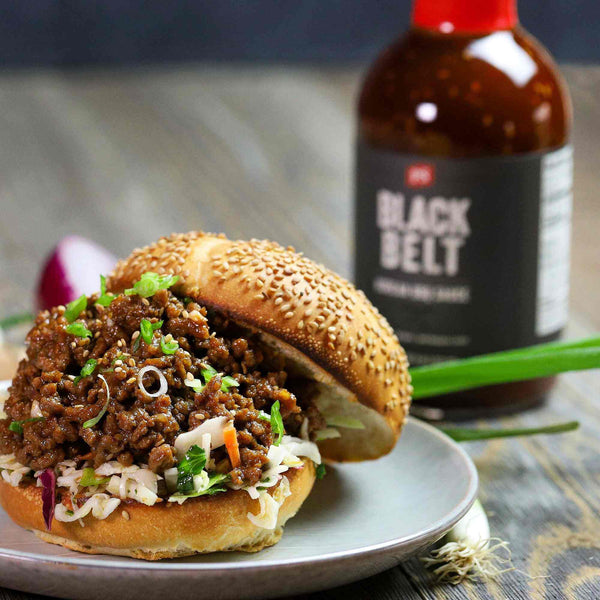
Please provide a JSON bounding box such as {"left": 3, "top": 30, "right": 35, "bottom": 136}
{"left": 0, "top": 289, "right": 323, "bottom": 488}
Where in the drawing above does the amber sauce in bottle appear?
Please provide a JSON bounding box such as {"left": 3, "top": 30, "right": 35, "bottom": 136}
{"left": 355, "top": 0, "right": 573, "bottom": 418}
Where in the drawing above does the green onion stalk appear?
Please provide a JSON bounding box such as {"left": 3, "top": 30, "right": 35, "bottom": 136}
{"left": 406, "top": 337, "right": 600, "bottom": 440}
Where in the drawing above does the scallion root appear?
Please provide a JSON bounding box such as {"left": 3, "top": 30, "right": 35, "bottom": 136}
{"left": 421, "top": 538, "right": 514, "bottom": 584}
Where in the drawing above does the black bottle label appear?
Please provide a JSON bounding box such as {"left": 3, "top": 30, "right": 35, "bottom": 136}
{"left": 354, "top": 142, "right": 573, "bottom": 365}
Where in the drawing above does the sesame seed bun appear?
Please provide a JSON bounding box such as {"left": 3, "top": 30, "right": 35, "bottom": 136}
{"left": 0, "top": 459, "right": 315, "bottom": 560}
{"left": 108, "top": 231, "right": 412, "bottom": 461}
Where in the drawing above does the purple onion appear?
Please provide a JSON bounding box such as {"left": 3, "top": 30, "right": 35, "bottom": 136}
{"left": 39, "top": 468, "right": 56, "bottom": 531}
{"left": 36, "top": 236, "right": 117, "bottom": 311}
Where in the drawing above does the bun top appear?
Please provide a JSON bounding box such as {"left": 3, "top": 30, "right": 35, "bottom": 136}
{"left": 108, "top": 231, "right": 412, "bottom": 461}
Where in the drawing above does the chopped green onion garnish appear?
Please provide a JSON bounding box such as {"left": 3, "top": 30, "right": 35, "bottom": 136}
{"left": 442, "top": 421, "right": 579, "bottom": 442}
{"left": 124, "top": 272, "right": 179, "bottom": 298}
{"left": 186, "top": 365, "right": 238, "bottom": 393}
{"left": 220, "top": 375, "right": 239, "bottom": 392}
{"left": 176, "top": 445, "right": 207, "bottom": 494}
{"left": 410, "top": 337, "right": 600, "bottom": 400}
{"left": 65, "top": 322, "right": 92, "bottom": 338}
{"left": 79, "top": 467, "right": 110, "bottom": 487}
{"left": 160, "top": 336, "right": 179, "bottom": 355}
{"left": 74, "top": 358, "right": 98, "bottom": 384}
{"left": 112, "top": 354, "right": 126, "bottom": 365}
{"left": 270, "top": 400, "right": 285, "bottom": 446}
{"left": 8, "top": 417, "right": 45, "bottom": 435}
{"left": 316, "top": 464, "right": 326, "bottom": 480}
{"left": 201, "top": 365, "right": 218, "bottom": 381}
{"left": 140, "top": 319, "right": 163, "bottom": 345}
{"left": 95, "top": 275, "right": 115, "bottom": 307}
{"left": 82, "top": 375, "right": 111, "bottom": 429}
{"left": 64, "top": 295, "right": 87, "bottom": 323}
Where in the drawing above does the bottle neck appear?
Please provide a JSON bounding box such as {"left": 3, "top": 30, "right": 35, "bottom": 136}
{"left": 412, "top": 0, "right": 518, "bottom": 34}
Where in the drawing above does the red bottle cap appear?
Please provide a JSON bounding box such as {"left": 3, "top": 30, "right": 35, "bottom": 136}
{"left": 412, "top": 0, "right": 518, "bottom": 34}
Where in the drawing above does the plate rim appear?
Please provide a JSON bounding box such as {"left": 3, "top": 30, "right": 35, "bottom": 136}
{"left": 0, "top": 416, "right": 478, "bottom": 573}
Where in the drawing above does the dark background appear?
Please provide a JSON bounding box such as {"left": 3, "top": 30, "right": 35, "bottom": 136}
{"left": 0, "top": 0, "right": 597, "bottom": 68}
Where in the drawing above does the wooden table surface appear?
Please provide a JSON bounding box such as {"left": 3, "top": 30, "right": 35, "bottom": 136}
{"left": 0, "top": 64, "right": 599, "bottom": 600}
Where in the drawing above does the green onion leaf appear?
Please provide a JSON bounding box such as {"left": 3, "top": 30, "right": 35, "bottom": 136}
{"left": 65, "top": 322, "right": 92, "bottom": 338}
{"left": 160, "top": 336, "right": 179, "bottom": 355}
{"left": 112, "top": 354, "right": 126, "bottom": 365}
{"left": 140, "top": 319, "right": 163, "bottom": 345}
{"left": 74, "top": 358, "right": 98, "bottom": 384}
{"left": 95, "top": 275, "right": 115, "bottom": 307}
{"left": 258, "top": 410, "right": 270, "bottom": 422}
{"left": 220, "top": 375, "right": 239, "bottom": 392}
{"left": 64, "top": 295, "right": 87, "bottom": 323}
{"left": 124, "top": 272, "right": 179, "bottom": 298}
{"left": 442, "top": 421, "right": 579, "bottom": 442}
{"left": 8, "top": 417, "right": 45, "bottom": 435}
{"left": 410, "top": 337, "right": 600, "bottom": 400}
{"left": 201, "top": 365, "right": 218, "bottom": 382}
{"left": 316, "top": 464, "right": 326, "bottom": 480}
{"left": 270, "top": 400, "right": 285, "bottom": 446}
{"left": 184, "top": 378, "right": 205, "bottom": 394}
{"left": 0, "top": 313, "right": 34, "bottom": 330}
{"left": 82, "top": 375, "right": 111, "bottom": 429}
{"left": 79, "top": 467, "right": 110, "bottom": 487}
{"left": 140, "top": 319, "right": 153, "bottom": 345}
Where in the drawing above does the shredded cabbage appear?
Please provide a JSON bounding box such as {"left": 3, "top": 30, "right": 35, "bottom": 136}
{"left": 55, "top": 493, "right": 121, "bottom": 522}
{"left": 0, "top": 453, "right": 30, "bottom": 486}
{"left": 174, "top": 416, "right": 229, "bottom": 458}
{"left": 247, "top": 476, "right": 291, "bottom": 530}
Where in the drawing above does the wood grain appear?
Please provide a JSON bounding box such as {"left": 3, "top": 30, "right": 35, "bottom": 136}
{"left": 0, "top": 64, "right": 599, "bottom": 600}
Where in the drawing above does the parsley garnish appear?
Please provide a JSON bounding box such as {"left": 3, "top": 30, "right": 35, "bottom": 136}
{"left": 65, "top": 322, "right": 92, "bottom": 338}
{"left": 270, "top": 400, "right": 285, "bottom": 446}
{"left": 74, "top": 358, "right": 98, "bottom": 384}
{"left": 79, "top": 468, "right": 110, "bottom": 487}
{"left": 9, "top": 417, "right": 45, "bottom": 435}
{"left": 140, "top": 319, "right": 163, "bottom": 345}
{"left": 64, "top": 295, "right": 87, "bottom": 323}
{"left": 124, "top": 272, "right": 179, "bottom": 298}
{"left": 160, "top": 336, "right": 179, "bottom": 355}
{"left": 176, "top": 445, "right": 207, "bottom": 494}
{"left": 95, "top": 275, "right": 115, "bottom": 307}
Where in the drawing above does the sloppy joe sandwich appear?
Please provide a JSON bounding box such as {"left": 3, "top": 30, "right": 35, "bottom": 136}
{"left": 0, "top": 232, "right": 411, "bottom": 559}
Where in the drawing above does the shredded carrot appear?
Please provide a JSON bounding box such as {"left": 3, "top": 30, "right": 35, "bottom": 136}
{"left": 224, "top": 425, "right": 241, "bottom": 468}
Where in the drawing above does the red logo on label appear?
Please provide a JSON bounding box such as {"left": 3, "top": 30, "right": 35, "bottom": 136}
{"left": 405, "top": 163, "right": 435, "bottom": 188}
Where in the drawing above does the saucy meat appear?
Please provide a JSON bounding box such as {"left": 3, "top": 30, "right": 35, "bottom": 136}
{"left": 0, "top": 288, "right": 322, "bottom": 487}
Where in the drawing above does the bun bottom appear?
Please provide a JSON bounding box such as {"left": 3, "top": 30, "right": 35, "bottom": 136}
{"left": 0, "top": 460, "right": 315, "bottom": 560}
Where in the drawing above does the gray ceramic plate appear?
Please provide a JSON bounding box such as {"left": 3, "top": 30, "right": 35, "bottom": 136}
{"left": 0, "top": 417, "right": 477, "bottom": 600}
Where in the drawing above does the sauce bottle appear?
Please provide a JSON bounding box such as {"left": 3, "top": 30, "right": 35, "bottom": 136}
{"left": 354, "top": 0, "right": 573, "bottom": 418}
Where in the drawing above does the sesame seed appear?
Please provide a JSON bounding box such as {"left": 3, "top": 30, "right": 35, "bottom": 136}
{"left": 122, "top": 510, "right": 130, "bottom": 520}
